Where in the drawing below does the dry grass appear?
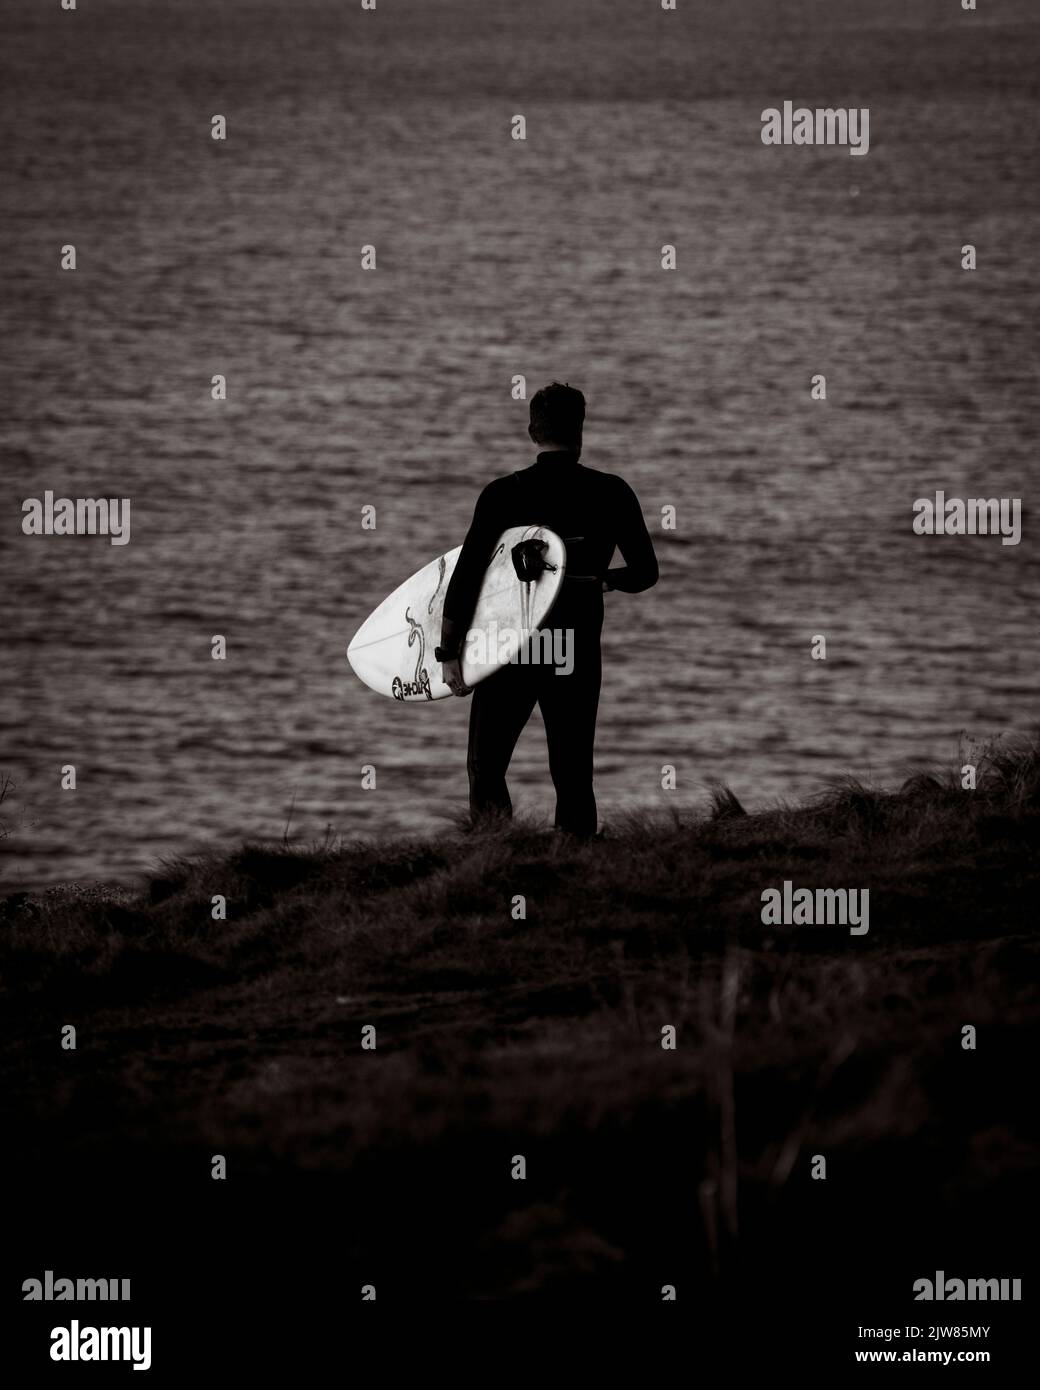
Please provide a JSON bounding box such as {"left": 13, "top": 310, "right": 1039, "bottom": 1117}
{"left": 0, "top": 737, "right": 1036, "bottom": 1297}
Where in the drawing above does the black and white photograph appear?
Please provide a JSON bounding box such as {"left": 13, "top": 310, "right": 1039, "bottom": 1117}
{"left": 1, "top": 0, "right": 1037, "bottom": 1372}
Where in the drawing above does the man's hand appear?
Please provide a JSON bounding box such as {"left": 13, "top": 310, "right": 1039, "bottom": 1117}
{"left": 441, "top": 656, "right": 472, "bottom": 697}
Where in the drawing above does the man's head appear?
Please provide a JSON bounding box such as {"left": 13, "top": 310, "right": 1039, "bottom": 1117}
{"left": 528, "top": 381, "right": 585, "bottom": 452}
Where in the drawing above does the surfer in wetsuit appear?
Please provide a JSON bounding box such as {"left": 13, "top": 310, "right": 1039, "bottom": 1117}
{"left": 437, "top": 382, "right": 658, "bottom": 838}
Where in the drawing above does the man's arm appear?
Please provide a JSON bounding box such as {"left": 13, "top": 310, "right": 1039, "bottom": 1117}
{"left": 439, "top": 479, "right": 505, "bottom": 662}
{"left": 604, "top": 478, "right": 659, "bottom": 593}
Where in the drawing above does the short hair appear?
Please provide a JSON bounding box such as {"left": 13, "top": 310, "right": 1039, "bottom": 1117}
{"left": 529, "top": 382, "right": 585, "bottom": 446}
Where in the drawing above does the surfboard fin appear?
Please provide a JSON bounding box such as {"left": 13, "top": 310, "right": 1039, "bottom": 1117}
{"left": 511, "top": 538, "right": 557, "bottom": 582}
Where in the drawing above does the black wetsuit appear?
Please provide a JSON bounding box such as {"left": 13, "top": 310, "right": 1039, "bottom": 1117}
{"left": 440, "top": 448, "right": 659, "bottom": 836}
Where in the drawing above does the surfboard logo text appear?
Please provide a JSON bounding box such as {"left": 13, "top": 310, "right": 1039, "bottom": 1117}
{"left": 392, "top": 669, "right": 432, "bottom": 701}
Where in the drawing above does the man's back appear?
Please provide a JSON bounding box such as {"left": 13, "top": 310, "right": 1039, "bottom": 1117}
{"left": 442, "top": 447, "right": 659, "bottom": 646}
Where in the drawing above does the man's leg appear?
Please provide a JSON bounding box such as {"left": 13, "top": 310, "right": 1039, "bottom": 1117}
{"left": 537, "top": 629, "right": 602, "bottom": 837}
{"left": 466, "top": 663, "right": 538, "bottom": 825}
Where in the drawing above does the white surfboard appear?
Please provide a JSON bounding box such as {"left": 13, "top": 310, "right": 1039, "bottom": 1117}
{"left": 348, "top": 526, "right": 566, "bottom": 701}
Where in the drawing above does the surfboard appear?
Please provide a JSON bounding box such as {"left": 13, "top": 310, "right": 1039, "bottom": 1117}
{"left": 347, "top": 526, "right": 566, "bottom": 701}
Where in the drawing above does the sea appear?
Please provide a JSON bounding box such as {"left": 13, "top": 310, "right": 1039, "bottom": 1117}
{"left": 1, "top": 0, "right": 1037, "bottom": 889}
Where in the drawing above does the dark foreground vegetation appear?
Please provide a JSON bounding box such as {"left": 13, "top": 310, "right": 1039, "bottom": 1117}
{"left": 1, "top": 741, "right": 1037, "bottom": 1312}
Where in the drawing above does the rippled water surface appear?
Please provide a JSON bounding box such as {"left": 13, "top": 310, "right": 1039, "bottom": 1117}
{"left": 1, "top": 0, "right": 1037, "bottom": 888}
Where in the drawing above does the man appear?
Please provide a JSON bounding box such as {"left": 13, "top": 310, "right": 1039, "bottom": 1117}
{"left": 437, "top": 382, "right": 659, "bottom": 838}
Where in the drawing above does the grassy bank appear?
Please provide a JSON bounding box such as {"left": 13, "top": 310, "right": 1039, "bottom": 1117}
{"left": 1, "top": 741, "right": 1037, "bottom": 1300}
